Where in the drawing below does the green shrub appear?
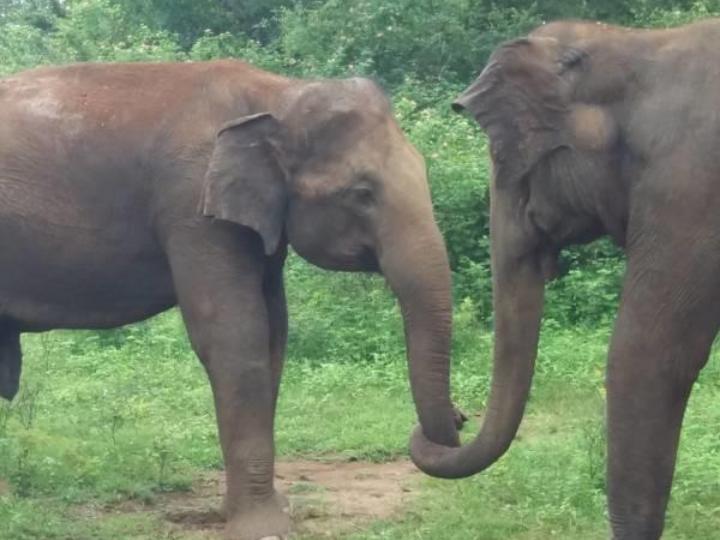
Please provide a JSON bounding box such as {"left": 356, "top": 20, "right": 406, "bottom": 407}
{"left": 278, "top": 0, "right": 539, "bottom": 85}
{"left": 188, "top": 31, "right": 288, "bottom": 73}
{"left": 49, "top": 0, "right": 183, "bottom": 63}
{"left": 631, "top": 0, "right": 720, "bottom": 26}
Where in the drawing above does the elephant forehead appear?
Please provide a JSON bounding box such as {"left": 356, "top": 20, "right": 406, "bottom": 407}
{"left": 295, "top": 127, "right": 395, "bottom": 191}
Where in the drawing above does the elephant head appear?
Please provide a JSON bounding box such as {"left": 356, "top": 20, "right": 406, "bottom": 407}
{"left": 411, "top": 24, "right": 632, "bottom": 477}
{"left": 200, "top": 78, "right": 461, "bottom": 451}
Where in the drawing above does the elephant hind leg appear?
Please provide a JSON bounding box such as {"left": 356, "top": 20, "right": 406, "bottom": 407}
{"left": 0, "top": 325, "right": 21, "bottom": 401}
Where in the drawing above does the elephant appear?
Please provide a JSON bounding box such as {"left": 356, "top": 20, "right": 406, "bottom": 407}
{"left": 0, "top": 60, "right": 465, "bottom": 540}
{"left": 407, "top": 19, "right": 720, "bottom": 540}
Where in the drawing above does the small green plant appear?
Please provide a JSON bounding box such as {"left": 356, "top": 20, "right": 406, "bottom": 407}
{"left": 109, "top": 411, "right": 125, "bottom": 449}
{"left": 0, "top": 401, "right": 11, "bottom": 437}
{"left": 11, "top": 444, "right": 34, "bottom": 498}
{"left": 38, "top": 333, "right": 54, "bottom": 373}
{"left": 582, "top": 418, "right": 607, "bottom": 493}
{"left": 14, "top": 383, "right": 41, "bottom": 430}
{"left": 153, "top": 442, "right": 172, "bottom": 489}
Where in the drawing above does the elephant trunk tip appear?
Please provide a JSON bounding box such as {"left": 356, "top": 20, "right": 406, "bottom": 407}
{"left": 409, "top": 425, "right": 468, "bottom": 479}
{"left": 409, "top": 423, "right": 511, "bottom": 480}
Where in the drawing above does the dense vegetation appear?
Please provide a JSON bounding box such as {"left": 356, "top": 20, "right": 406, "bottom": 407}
{"left": 2, "top": 1, "right": 720, "bottom": 539}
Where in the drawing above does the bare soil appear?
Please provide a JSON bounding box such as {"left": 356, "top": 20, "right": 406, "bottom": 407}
{"left": 81, "top": 459, "right": 420, "bottom": 539}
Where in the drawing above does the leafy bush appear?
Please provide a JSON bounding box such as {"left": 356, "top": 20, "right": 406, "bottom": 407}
{"left": 51, "top": 0, "right": 182, "bottom": 63}
{"left": 278, "top": 0, "right": 539, "bottom": 84}
{"left": 631, "top": 0, "right": 720, "bottom": 25}
{"left": 0, "top": 22, "right": 51, "bottom": 75}
{"left": 188, "top": 31, "right": 288, "bottom": 73}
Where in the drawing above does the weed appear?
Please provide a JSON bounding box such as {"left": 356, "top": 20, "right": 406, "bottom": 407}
{"left": 12, "top": 444, "right": 33, "bottom": 497}
{"left": 0, "top": 401, "right": 11, "bottom": 437}
{"left": 582, "top": 417, "right": 607, "bottom": 493}
{"left": 14, "top": 383, "right": 41, "bottom": 430}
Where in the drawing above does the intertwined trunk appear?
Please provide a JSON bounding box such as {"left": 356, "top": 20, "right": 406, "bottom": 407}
{"left": 409, "top": 190, "right": 545, "bottom": 478}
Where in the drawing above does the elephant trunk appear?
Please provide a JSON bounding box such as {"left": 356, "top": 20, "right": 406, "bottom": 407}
{"left": 409, "top": 193, "right": 545, "bottom": 478}
{"left": 380, "top": 222, "right": 461, "bottom": 452}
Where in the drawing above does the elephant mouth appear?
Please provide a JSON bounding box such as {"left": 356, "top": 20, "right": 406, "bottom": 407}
{"left": 336, "top": 246, "right": 379, "bottom": 273}
{"left": 338, "top": 247, "right": 379, "bottom": 273}
{"left": 299, "top": 246, "right": 379, "bottom": 273}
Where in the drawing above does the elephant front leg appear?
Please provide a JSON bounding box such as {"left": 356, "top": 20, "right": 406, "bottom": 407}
{"left": 263, "top": 248, "right": 290, "bottom": 517}
{"left": 264, "top": 246, "right": 288, "bottom": 418}
{"left": 606, "top": 262, "right": 717, "bottom": 540}
{"left": 169, "top": 229, "right": 289, "bottom": 540}
{"left": 207, "top": 351, "right": 289, "bottom": 540}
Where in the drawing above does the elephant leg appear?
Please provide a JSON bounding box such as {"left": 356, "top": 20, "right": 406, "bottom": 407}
{"left": 606, "top": 257, "right": 719, "bottom": 540}
{"left": 263, "top": 249, "right": 290, "bottom": 517}
{"left": 263, "top": 246, "right": 287, "bottom": 416}
{"left": 0, "top": 326, "right": 21, "bottom": 401}
{"left": 167, "top": 226, "right": 289, "bottom": 540}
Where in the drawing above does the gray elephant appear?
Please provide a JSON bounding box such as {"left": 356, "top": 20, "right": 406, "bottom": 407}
{"left": 408, "top": 19, "right": 720, "bottom": 540}
{"left": 0, "top": 60, "right": 464, "bottom": 540}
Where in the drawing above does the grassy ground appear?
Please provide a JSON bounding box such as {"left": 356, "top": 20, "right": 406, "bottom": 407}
{"left": 1, "top": 260, "right": 719, "bottom": 539}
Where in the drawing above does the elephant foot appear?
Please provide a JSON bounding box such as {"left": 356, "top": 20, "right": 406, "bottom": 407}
{"left": 224, "top": 492, "right": 291, "bottom": 540}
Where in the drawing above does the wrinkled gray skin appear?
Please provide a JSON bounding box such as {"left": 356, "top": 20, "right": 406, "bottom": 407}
{"left": 410, "top": 19, "right": 720, "bottom": 540}
{"left": 0, "top": 60, "right": 465, "bottom": 540}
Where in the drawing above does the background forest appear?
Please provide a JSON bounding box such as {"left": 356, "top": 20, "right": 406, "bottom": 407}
{"left": 2, "top": 2, "right": 720, "bottom": 539}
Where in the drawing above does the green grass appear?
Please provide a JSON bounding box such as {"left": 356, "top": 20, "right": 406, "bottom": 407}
{"left": 1, "top": 259, "right": 719, "bottom": 539}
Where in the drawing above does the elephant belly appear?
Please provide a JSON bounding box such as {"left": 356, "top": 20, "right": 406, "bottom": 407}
{"left": 0, "top": 219, "right": 177, "bottom": 331}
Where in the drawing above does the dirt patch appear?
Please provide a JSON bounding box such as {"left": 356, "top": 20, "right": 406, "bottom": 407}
{"left": 83, "top": 459, "right": 419, "bottom": 538}
{"left": 276, "top": 459, "right": 419, "bottom": 536}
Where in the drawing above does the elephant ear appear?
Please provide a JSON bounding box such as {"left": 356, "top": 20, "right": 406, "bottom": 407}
{"left": 453, "top": 38, "right": 581, "bottom": 187}
{"left": 200, "top": 112, "right": 288, "bottom": 255}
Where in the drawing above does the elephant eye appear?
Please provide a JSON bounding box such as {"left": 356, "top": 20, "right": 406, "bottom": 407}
{"left": 346, "top": 174, "right": 378, "bottom": 210}
{"left": 348, "top": 184, "right": 375, "bottom": 208}
{"left": 558, "top": 48, "right": 586, "bottom": 74}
